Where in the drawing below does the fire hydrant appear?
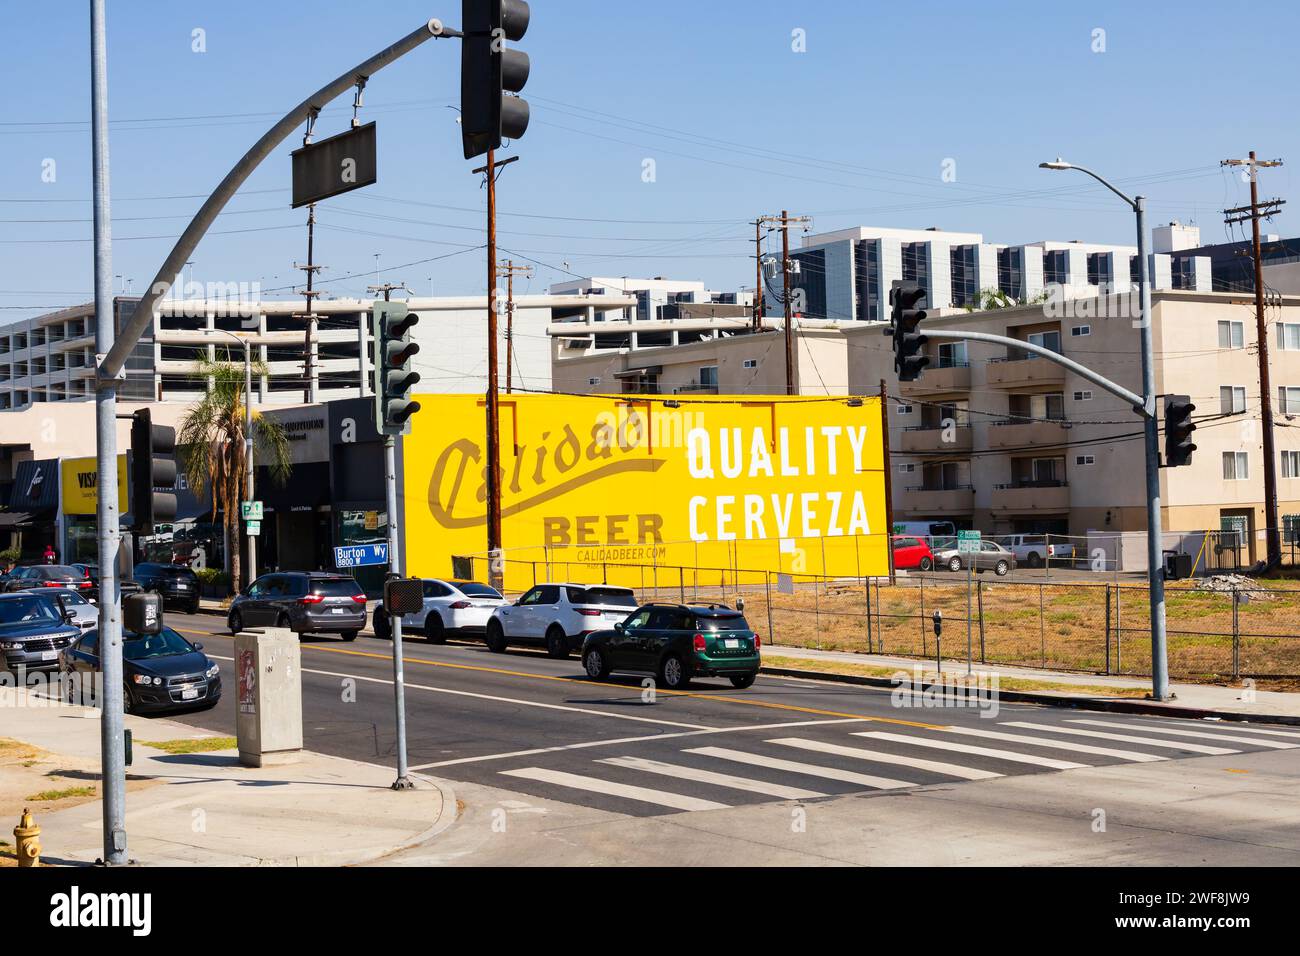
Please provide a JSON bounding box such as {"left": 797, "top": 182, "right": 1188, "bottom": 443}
{"left": 13, "top": 808, "right": 40, "bottom": 867}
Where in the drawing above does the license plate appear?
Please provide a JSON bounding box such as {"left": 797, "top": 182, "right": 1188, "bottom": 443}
{"left": 180, "top": 687, "right": 199, "bottom": 700}
{"left": 41, "top": 650, "right": 59, "bottom": 661}
{"left": 175, "top": 583, "right": 188, "bottom": 590}
{"left": 331, "top": 607, "right": 346, "bottom": 615}
{"left": 723, "top": 639, "right": 740, "bottom": 649}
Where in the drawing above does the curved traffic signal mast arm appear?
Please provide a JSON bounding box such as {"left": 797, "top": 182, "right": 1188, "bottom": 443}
{"left": 922, "top": 328, "right": 1147, "bottom": 414}
{"left": 97, "top": 17, "right": 460, "bottom": 382}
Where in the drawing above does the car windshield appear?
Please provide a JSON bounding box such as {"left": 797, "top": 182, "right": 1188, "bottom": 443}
{"left": 0, "top": 596, "right": 62, "bottom": 629}
{"left": 157, "top": 566, "right": 193, "bottom": 577}
{"left": 570, "top": 587, "right": 637, "bottom": 607}
{"left": 695, "top": 614, "right": 750, "bottom": 631}
{"left": 122, "top": 628, "right": 196, "bottom": 661}
{"left": 457, "top": 583, "right": 502, "bottom": 599}
{"left": 313, "top": 579, "right": 363, "bottom": 597}
{"left": 933, "top": 537, "right": 957, "bottom": 551}
{"left": 48, "top": 590, "right": 88, "bottom": 606}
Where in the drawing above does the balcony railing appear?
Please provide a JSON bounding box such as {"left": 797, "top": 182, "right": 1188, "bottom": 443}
{"left": 900, "top": 424, "right": 973, "bottom": 455}
{"left": 985, "top": 354, "right": 1066, "bottom": 388}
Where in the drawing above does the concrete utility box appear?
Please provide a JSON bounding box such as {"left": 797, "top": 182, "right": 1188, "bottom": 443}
{"left": 234, "top": 628, "right": 303, "bottom": 768}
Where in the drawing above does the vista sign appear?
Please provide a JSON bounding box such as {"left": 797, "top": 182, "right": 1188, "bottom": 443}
{"left": 402, "top": 394, "right": 889, "bottom": 589}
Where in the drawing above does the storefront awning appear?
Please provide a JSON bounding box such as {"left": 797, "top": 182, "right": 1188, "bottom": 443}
{"left": 0, "top": 511, "right": 37, "bottom": 528}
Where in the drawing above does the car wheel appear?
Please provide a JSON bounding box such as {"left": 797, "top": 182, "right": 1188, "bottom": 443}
{"left": 188, "top": 601, "right": 200, "bottom": 615}
{"left": 424, "top": 613, "right": 446, "bottom": 645}
{"left": 373, "top": 609, "right": 391, "bottom": 641}
{"left": 485, "top": 619, "right": 508, "bottom": 654}
{"left": 947, "top": 556, "right": 962, "bottom": 573}
{"left": 228, "top": 610, "right": 243, "bottom": 636}
{"left": 277, "top": 613, "right": 292, "bottom": 632}
{"left": 341, "top": 630, "right": 359, "bottom": 643}
{"left": 1027, "top": 552, "right": 1043, "bottom": 569}
{"left": 729, "top": 673, "right": 757, "bottom": 689}
{"left": 122, "top": 684, "right": 137, "bottom": 716}
{"left": 583, "top": 647, "right": 611, "bottom": 680}
{"left": 545, "top": 625, "right": 571, "bottom": 660}
{"left": 995, "top": 560, "right": 1010, "bottom": 577}
{"left": 659, "top": 653, "right": 691, "bottom": 690}
{"left": 919, "top": 556, "right": 933, "bottom": 572}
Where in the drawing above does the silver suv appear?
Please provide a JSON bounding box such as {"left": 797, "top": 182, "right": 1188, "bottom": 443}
{"left": 228, "top": 572, "right": 367, "bottom": 641}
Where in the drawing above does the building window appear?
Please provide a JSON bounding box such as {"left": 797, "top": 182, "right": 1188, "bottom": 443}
{"left": 1279, "top": 323, "right": 1300, "bottom": 350}
{"left": 1129, "top": 255, "right": 1141, "bottom": 286}
{"left": 1043, "top": 250, "right": 1069, "bottom": 287}
{"left": 1284, "top": 514, "right": 1300, "bottom": 543}
{"left": 1223, "top": 451, "right": 1249, "bottom": 481}
{"left": 1071, "top": 325, "right": 1091, "bottom": 337}
{"left": 1171, "top": 257, "right": 1195, "bottom": 290}
{"left": 1220, "top": 386, "right": 1247, "bottom": 414}
{"left": 855, "top": 239, "right": 881, "bottom": 323}
{"left": 1075, "top": 455, "right": 1097, "bottom": 466}
{"left": 1283, "top": 451, "right": 1300, "bottom": 479}
{"left": 1218, "top": 320, "right": 1245, "bottom": 349}
{"left": 699, "top": 366, "right": 718, "bottom": 388}
{"left": 1026, "top": 330, "right": 1062, "bottom": 354}
{"left": 587, "top": 377, "right": 601, "bottom": 386}
{"left": 896, "top": 404, "right": 914, "bottom": 415}
{"left": 1074, "top": 390, "right": 1094, "bottom": 402}
{"left": 1279, "top": 386, "right": 1300, "bottom": 414}
{"left": 742, "top": 359, "right": 758, "bottom": 369}
{"left": 937, "top": 342, "right": 967, "bottom": 368}
{"left": 997, "top": 247, "right": 1023, "bottom": 298}
{"left": 902, "top": 242, "right": 929, "bottom": 289}
{"left": 898, "top": 463, "right": 916, "bottom": 475}
{"left": 790, "top": 249, "right": 827, "bottom": 319}
{"left": 949, "top": 244, "right": 978, "bottom": 309}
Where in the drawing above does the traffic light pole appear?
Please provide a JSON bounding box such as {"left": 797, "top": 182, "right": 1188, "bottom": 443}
{"left": 89, "top": 0, "right": 128, "bottom": 866}
{"left": 384, "top": 433, "right": 412, "bottom": 790}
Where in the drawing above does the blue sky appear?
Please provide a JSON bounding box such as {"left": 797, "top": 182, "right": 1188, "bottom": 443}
{"left": 2, "top": 0, "right": 1296, "bottom": 319}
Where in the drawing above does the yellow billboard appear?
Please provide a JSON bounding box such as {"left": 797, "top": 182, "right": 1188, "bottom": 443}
{"left": 402, "top": 394, "right": 889, "bottom": 591}
{"left": 60, "top": 455, "right": 128, "bottom": 516}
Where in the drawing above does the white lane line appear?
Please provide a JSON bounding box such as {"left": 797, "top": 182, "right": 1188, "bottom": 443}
{"left": 853, "top": 732, "right": 1089, "bottom": 770}
{"left": 210, "top": 656, "right": 714, "bottom": 731}
{"left": 684, "top": 747, "right": 916, "bottom": 790}
{"left": 409, "top": 718, "right": 871, "bottom": 770}
{"left": 1067, "top": 719, "right": 1299, "bottom": 750}
{"left": 599, "top": 756, "right": 827, "bottom": 800}
{"left": 767, "top": 738, "right": 1002, "bottom": 780}
{"left": 1145, "top": 720, "right": 1300, "bottom": 740}
{"left": 500, "top": 767, "right": 729, "bottom": 812}
{"left": 937, "top": 726, "right": 1167, "bottom": 762}
{"left": 1000, "top": 721, "right": 1239, "bottom": 755}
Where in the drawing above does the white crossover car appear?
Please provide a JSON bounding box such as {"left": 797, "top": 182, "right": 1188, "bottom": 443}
{"left": 485, "top": 583, "right": 639, "bottom": 659}
{"left": 373, "top": 579, "right": 507, "bottom": 644}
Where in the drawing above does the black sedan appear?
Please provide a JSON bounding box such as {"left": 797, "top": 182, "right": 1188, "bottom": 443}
{"left": 133, "top": 562, "right": 201, "bottom": 614}
{"left": 62, "top": 626, "right": 222, "bottom": 714}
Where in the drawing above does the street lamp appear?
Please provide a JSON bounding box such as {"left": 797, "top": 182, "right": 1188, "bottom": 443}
{"left": 1040, "top": 158, "right": 1170, "bottom": 701}
{"left": 207, "top": 328, "right": 257, "bottom": 588}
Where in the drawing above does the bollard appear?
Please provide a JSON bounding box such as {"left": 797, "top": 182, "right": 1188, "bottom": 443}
{"left": 13, "top": 808, "right": 41, "bottom": 867}
{"left": 932, "top": 610, "right": 943, "bottom": 675}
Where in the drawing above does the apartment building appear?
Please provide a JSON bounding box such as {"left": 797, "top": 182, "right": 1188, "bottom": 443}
{"left": 845, "top": 290, "right": 1300, "bottom": 558}
{"left": 776, "top": 225, "right": 1212, "bottom": 322}
{"left": 0, "top": 290, "right": 635, "bottom": 412}
{"left": 549, "top": 277, "right": 754, "bottom": 325}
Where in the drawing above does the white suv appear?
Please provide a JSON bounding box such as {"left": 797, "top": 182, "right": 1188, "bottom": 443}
{"left": 485, "top": 583, "right": 638, "bottom": 658}
{"left": 373, "top": 579, "right": 507, "bottom": 644}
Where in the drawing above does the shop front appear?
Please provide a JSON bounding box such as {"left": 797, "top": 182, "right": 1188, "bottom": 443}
{"left": 4, "top": 459, "right": 60, "bottom": 563}
{"left": 59, "top": 454, "right": 127, "bottom": 565}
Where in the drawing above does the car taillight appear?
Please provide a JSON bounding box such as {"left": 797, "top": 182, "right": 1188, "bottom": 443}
{"left": 300, "top": 594, "right": 324, "bottom": 605}
{"left": 753, "top": 633, "right": 762, "bottom": 648}
{"left": 578, "top": 609, "right": 600, "bottom": 617}
{"left": 351, "top": 594, "right": 368, "bottom": 604}
{"left": 449, "top": 600, "right": 471, "bottom": 609}
{"left": 42, "top": 581, "right": 61, "bottom": 587}
{"left": 693, "top": 633, "right": 706, "bottom": 652}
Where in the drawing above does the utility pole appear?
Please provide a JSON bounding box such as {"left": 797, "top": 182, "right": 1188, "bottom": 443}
{"left": 1222, "top": 152, "right": 1286, "bottom": 568}
{"left": 295, "top": 202, "right": 324, "bottom": 404}
{"left": 89, "top": 0, "right": 128, "bottom": 867}
{"left": 498, "top": 259, "right": 533, "bottom": 393}
{"left": 757, "top": 211, "right": 812, "bottom": 394}
{"left": 751, "top": 218, "right": 766, "bottom": 331}
{"left": 473, "top": 152, "right": 519, "bottom": 590}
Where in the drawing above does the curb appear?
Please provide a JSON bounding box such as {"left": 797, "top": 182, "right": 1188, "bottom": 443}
{"left": 760, "top": 665, "right": 1300, "bottom": 728}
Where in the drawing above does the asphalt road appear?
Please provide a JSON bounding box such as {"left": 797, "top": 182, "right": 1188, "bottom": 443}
{"left": 157, "top": 611, "right": 1300, "bottom": 833}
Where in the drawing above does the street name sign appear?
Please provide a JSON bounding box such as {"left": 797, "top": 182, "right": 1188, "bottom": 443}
{"left": 291, "top": 122, "right": 377, "bottom": 209}
{"left": 334, "top": 543, "right": 389, "bottom": 569}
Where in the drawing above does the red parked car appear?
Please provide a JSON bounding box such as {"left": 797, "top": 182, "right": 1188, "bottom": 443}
{"left": 891, "top": 535, "right": 935, "bottom": 572}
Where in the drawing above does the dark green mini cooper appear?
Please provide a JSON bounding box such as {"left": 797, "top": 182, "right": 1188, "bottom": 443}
{"left": 581, "top": 603, "right": 761, "bottom": 691}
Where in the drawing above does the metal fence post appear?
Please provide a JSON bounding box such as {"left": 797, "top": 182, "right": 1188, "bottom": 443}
{"left": 1104, "top": 584, "right": 1112, "bottom": 675}
{"left": 919, "top": 573, "right": 928, "bottom": 657}
{"left": 765, "top": 571, "right": 775, "bottom": 648}
{"left": 976, "top": 579, "right": 986, "bottom": 663}
{"left": 813, "top": 572, "right": 822, "bottom": 651}
{"left": 865, "top": 573, "right": 873, "bottom": 655}
{"left": 1232, "top": 586, "right": 1241, "bottom": 680}
{"left": 1039, "top": 583, "right": 1046, "bottom": 668}
{"left": 679, "top": 566, "right": 685, "bottom": 604}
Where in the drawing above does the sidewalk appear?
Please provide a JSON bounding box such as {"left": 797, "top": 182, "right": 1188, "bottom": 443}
{"left": 0, "top": 687, "right": 453, "bottom": 866}
{"left": 761, "top": 644, "right": 1300, "bottom": 723}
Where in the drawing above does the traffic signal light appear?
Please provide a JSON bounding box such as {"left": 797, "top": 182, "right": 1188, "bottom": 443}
{"left": 887, "top": 280, "right": 930, "bottom": 382}
{"left": 130, "top": 409, "right": 178, "bottom": 533}
{"left": 373, "top": 302, "right": 422, "bottom": 436}
{"left": 1164, "top": 394, "right": 1198, "bottom": 467}
{"left": 460, "top": 0, "right": 532, "bottom": 160}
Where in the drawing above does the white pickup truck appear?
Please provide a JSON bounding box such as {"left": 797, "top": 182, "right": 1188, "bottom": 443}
{"left": 1000, "top": 535, "right": 1075, "bottom": 568}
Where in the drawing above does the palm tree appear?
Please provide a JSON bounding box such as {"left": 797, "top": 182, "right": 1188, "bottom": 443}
{"left": 178, "top": 354, "right": 291, "bottom": 595}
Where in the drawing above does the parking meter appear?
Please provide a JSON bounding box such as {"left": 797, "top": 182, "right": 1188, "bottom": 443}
{"left": 932, "top": 610, "right": 943, "bottom": 674}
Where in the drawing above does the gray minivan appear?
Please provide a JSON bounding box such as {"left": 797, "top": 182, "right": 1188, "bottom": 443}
{"left": 227, "top": 572, "right": 367, "bottom": 641}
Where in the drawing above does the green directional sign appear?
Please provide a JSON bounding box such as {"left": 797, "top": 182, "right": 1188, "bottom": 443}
{"left": 241, "top": 501, "right": 263, "bottom": 521}
{"left": 958, "top": 530, "right": 982, "bottom": 554}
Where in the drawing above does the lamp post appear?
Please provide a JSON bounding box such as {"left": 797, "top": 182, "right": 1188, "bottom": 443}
{"left": 1039, "top": 159, "right": 1169, "bottom": 700}
{"left": 209, "top": 329, "right": 257, "bottom": 588}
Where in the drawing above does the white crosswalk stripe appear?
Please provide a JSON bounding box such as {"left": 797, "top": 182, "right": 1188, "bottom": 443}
{"left": 1148, "top": 721, "right": 1300, "bottom": 740}
{"left": 684, "top": 747, "right": 916, "bottom": 789}
{"left": 500, "top": 767, "right": 730, "bottom": 812}
{"left": 937, "top": 726, "right": 1167, "bottom": 762}
{"left": 767, "top": 738, "right": 1003, "bottom": 780}
{"left": 1000, "top": 722, "right": 1239, "bottom": 755}
{"left": 854, "top": 732, "right": 1090, "bottom": 769}
{"left": 598, "top": 756, "right": 827, "bottom": 800}
{"left": 1067, "top": 719, "right": 1298, "bottom": 750}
